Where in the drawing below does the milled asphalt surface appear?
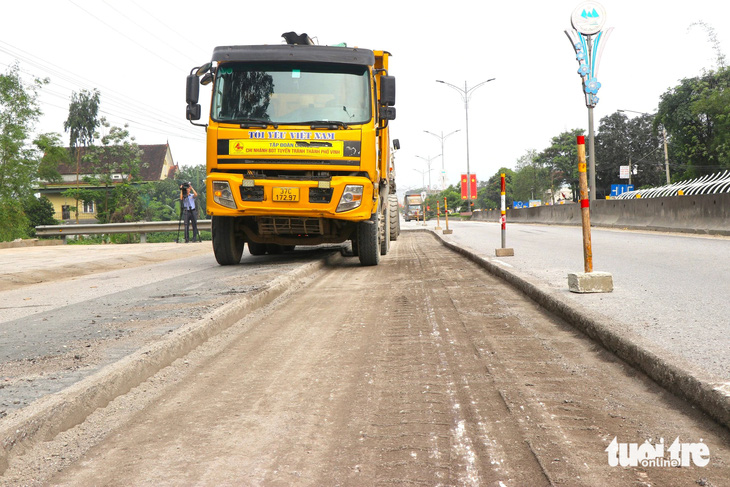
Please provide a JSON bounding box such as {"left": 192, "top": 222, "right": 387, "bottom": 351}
{"left": 1, "top": 228, "right": 728, "bottom": 434}
{"left": 402, "top": 218, "right": 730, "bottom": 427}
{"left": 408, "top": 219, "right": 730, "bottom": 381}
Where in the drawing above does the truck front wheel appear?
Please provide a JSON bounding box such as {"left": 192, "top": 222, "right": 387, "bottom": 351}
{"left": 357, "top": 211, "right": 380, "bottom": 266}
{"left": 212, "top": 216, "right": 243, "bottom": 265}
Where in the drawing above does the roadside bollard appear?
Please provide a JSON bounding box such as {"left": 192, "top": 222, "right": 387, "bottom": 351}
{"left": 567, "top": 136, "right": 613, "bottom": 293}
{"left": 435, "top": 202, "right": 442, "bottom": 230}
{"left": 443, "top": 197, "right": 453, "bottom": 234}
{"left": 495, "top": 172, "right": 514, "bottom": 257}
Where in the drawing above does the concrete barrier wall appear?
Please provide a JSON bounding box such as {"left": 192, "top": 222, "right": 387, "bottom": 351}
{"left": 472, "top": 193, "right": 730, "bottom": 235}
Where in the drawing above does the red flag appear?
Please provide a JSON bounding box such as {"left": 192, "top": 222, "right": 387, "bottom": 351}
{"left": 460, "top": 174, "right": 468, "bottom": 200}
{"left": 470, "top": 174, "right": 478, "bottom": 200}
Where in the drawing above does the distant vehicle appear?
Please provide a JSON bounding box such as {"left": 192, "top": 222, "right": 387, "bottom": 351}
{"left": 403, "top": 192, "right": 423, "bottom": 222}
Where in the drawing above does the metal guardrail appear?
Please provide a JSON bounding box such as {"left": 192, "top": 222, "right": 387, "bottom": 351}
{"left": 36, "top": 220, "right": 212, "bottom": 243}
{"left": 615, "top": 170, "right": 730, "bottom": 199}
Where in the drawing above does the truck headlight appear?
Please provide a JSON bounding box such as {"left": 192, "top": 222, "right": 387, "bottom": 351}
{"left": 212, "top": 181, "right": 236, "bottom": 209}
{"left": 336, "top": 185, "right": 363, "bottom": 212}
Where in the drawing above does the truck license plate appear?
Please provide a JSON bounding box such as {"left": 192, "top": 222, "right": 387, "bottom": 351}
{"left": 273, "top": 187, "right": 299, "bottom": 202}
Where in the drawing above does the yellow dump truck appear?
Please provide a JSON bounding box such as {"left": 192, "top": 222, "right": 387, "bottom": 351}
{"left": 186, "top": 33, "right": 399, "bottom": 266}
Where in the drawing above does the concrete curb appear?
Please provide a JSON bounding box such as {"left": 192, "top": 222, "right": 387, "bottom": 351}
{"left": 417, "top": 229, "right": 730, "bottom": 430}
{"left": 0, "top": 239, "right": 63, "bottom": 249}
{"left": 0, "top": 252, "right": 341, "bottom": 474}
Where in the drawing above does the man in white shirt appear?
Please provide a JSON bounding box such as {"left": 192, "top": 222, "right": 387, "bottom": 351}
{"left": 180, "top": 182, "right": 200, "bottom": 243}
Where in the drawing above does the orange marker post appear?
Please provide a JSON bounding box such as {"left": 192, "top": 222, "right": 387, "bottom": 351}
{"left": 577, "top": 136, "right": 593, "bottom": 273}
{"left": 443, "top": 197, "right": 453, "bottom": 234}
{"left": 567, "top": 136, "right": 613, "bottom": 293}
{"left": 435, "top": 202, "right": 442, "bottom": 231}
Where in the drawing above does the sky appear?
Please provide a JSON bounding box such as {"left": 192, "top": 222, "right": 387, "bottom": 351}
{"left": 2, "top": 0, "right": 729, "bottom": 197}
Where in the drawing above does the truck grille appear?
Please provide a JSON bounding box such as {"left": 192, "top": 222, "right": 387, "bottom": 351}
{"left": 258, "top": 217, "right": 324, "bottom": 236}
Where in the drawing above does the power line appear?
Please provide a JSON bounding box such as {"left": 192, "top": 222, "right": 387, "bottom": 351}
{"left": 67, "top": 0, "right": 180, "bottom": 71}
{"left": 100, "top": 0, "right": 200, "bottom": 65}
{"left": 128, "top": 0, "right": 210, "bottom": 60}
{"left": 0, "top": 40, "right": 202, "bottom": 141}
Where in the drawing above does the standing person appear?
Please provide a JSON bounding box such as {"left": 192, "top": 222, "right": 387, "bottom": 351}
{"left": 180, "top": 182, "right": 200, "bottom": 243}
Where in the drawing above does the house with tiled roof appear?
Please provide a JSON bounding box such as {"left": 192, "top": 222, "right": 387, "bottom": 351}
{"left": 36, "top": 143, "right": 177, "bottom": 222}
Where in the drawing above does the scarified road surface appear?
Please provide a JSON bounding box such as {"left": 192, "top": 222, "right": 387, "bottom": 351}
{"left": 3, "top": 233, "right": 729, "bottom": 486}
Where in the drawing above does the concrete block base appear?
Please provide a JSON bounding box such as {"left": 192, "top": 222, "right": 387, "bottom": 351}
{"left": 442, "top": 229, "right": 453, "bottom": 234}
{"left": 567, "top": 271, "right": 614, "bottom": 293}
{"left": 434, "top": 226, "right": 442, "bottom": 230}
{"left": 495, "top": 248, "right": 515, "bottom": 257}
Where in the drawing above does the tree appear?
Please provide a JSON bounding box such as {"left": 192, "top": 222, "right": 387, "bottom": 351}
{"left": 0, "top": 62, "right": 47, "bottom": 201}
{"left": 64, "top": 88, "right": 100, "bottom": 222}
{"left": 483, "top": 168, "right": 515, "bottom": 209}
{"left": 22, "top": 195, "right": 57, "bottom": 236}
{"left": 536, "top": 129, "right": 584, "bottom": 202}
{"left": 0, "top": 62, "right": 47, "bottom": 241}
{"left": 596, "top": 112, "right": 666, "bottom": 193}
{"left": 85, "top": 120, "right": 144, "bottom": 222}
{"left": 34, "top": 132, "right": 69, "bottom": 183}
{"left": 512, "top": 150, "right": 549, "bottom": 202}
{"left": 656, "top": 68, "right": 730, "bottom": 178}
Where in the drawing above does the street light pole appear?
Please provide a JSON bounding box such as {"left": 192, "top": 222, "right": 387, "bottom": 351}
{"left": 436, "top": 78, "right": 495, "bottom": 210}
{"left": 416, "top": 154, "right": 441, "bottom": 191}
{"left": 424, "top": 129, "right": 460, "bottom": 190}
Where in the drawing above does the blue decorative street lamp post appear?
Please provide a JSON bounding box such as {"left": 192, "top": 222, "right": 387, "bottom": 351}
{"left": 566, "top": 2, "right": 612, "bottom": 200}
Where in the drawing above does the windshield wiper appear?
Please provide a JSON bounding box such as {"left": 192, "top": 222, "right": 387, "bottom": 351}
{"left": 299, "top": 120, "right": 349, "bottom": 129}
{"left": 229, "top": 118, "right": 278, "bottom": 129}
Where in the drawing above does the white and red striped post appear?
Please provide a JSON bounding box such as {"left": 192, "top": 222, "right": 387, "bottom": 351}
{"left": 495, "top": 172, "right": 514, "bottom": 256}
{"left": 500, "top": 173, "right": 507, "bottom": 247}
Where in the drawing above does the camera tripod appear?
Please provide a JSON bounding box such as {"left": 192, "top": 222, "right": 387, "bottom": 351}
{"left": 175, "top": 204, "right": 184, "bottom": 243}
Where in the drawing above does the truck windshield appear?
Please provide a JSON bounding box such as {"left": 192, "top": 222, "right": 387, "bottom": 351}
{"left": 212, "top": 62, "right": 371, "bottom": 125}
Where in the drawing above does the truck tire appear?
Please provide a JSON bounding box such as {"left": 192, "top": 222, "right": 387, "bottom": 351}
{"left": 389, "top": 193, "right": 399, "bottom": 241}
{"left": 380, "top": 202, "right": 390, "bottom": 255}
{"left": 358, "top": 211, "right": 380, "bottom": 266}
{"left": 248, "top": 241, "right": 267, "bottom": 256}
{"left": 212, "top": 216, "right": 243, "bottom": 265}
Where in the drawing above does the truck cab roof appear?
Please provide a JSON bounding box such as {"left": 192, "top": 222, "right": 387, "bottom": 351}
{"left": 212, "top": 45, "right": 375, "bottom": 66}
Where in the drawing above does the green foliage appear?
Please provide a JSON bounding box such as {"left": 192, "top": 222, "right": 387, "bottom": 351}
{"left": 0, "top": 62, "right": 48, "bottom": 201}
{"left": 596, "top": 112, "right": 666, "bottom": 196}
{"left": 22, "top": 196, "right": 57, "bottom": 236}
{"left": 34, "top": 132, "right": 69, "bottom": 183}
{"left": 175, "top": 164, "right": 207, "bottom": 217}
{"left": 483, "top": 168, "right": 515, "bottom": 208}
{"left": 656, "top": 67, "right": 730, "bottom": 178}
{"left": 0, "top": 198, "right": 30, "bottom": 241}
{"left": 535, "top": 129, "right": 584, "bottom": 202}
{"left": 64, "top": 89, "right": 100, "bottom": 150}
{"left": 511, "top": 150, "right": 548, "bottom": 202}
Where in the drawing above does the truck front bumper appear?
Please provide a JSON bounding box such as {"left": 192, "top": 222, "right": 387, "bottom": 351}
{"left": 206, "top": 174, "right": 376, "bottom": 221}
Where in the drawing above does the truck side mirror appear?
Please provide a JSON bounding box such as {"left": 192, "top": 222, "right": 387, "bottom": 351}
{"left": 380, "top": 76, "right": 396, "bottom": 106}
{"left": 186, "top": 74, "right": 201, "bottom": 121}
{"left": 186, "top": 74, "right": 199, "bottom": 104}
{"left": 186, "top": 104, "right": 201, "bottom": 121}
